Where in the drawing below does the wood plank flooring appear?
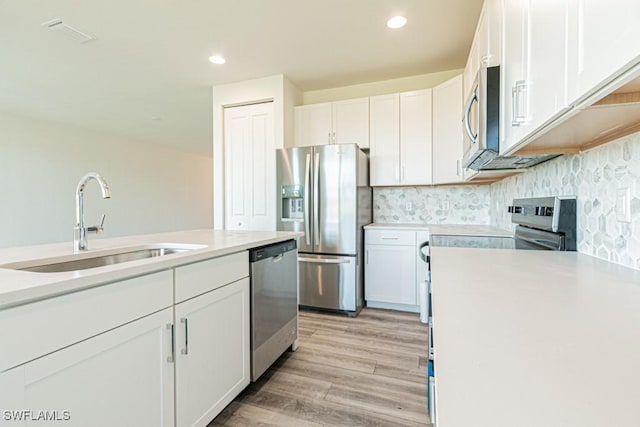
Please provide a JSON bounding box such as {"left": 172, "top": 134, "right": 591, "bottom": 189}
{"left": 211, "top": 308, "right": 431, "bottom": 427}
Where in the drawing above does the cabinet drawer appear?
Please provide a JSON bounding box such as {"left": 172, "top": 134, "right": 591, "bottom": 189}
{"left": 175, "top": 251, "right": 249, "bottom": 303}
{"left": 0, "top": 270, "right": 173, "bottom": 373}
{"left": 366, "top": 229, "right": 416, "bottom": 246}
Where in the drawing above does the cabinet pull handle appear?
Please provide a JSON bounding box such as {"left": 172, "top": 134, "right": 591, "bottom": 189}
{"left": 181, "top": 318, "right": 189, "bottom": 355}
{"left": 401, "top": 166, "right": 405, "bottom": 182}
{"left": 328, "top": 132, "right": 331, "bottom": 144}
{"left": 512, "top": 80, "right": 527, "bottom": 126}
{"left": 382, "top": 237, "right": 399, "bottom": 240}
{"left": 456, "top": 160, "right": 461, "bottom": 177}
{"left": 365, "top": 249, "right": 368, "bottom": 265}
{"left": 167, "top": 323, "right": 175, "bottom": 363}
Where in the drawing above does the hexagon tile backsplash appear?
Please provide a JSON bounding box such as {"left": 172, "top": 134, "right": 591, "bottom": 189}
{"left": 373, "top": 185, "right": 491, "bottom": 224}
{"left": 490, "top": 131, "right": 640, "bottom": 270}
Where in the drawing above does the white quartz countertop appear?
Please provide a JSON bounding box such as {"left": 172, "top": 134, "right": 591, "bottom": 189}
{"left": 364, "top": 223, "right": 512, "bottom": 237}
{"left": 0, "top": 229, "right": 302, "bottom": 310}
{"left": 431, "top": 247, "right": 640, "bottom": 427}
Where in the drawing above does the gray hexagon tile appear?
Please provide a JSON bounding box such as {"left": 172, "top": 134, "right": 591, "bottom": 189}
{"left": 373, "top": 185, "right": 491, "bottom": 225}
{"left": 491, "top": 130, "right": 640, "bottom": 271}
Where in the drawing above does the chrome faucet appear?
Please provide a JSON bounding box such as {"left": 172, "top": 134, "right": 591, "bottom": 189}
{"left": 74, "top": 172, "right": 111, "bottom": 252}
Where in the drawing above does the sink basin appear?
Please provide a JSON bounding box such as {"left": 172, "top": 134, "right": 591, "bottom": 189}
{"left": 1, "top": 244, "right": 207, "bottom": 273}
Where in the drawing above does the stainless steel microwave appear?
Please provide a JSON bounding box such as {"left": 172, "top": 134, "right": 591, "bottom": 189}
{"left": 462, "top": 66, "right": 501, "bottom": 169}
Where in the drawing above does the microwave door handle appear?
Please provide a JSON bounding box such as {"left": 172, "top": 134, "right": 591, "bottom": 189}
{"left": 464, "top": 90, "right": 478, "bottom": 143}
{"left": 304, "top": 153, "right": 311, "bottom": 246}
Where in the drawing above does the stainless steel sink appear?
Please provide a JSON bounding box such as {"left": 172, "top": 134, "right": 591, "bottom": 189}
{"left": 1, "top": 244, "right": 206, "bottom": 273}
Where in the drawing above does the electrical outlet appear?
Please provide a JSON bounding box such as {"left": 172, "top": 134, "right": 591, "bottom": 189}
{"left": 615, "top": 187, "right": 631, "bottom": 223}
{"left": 441, "top": 200, "right": 450, "bottom": 211}
{"left": 406, "top": 202, "right": 413, "bottom": 212}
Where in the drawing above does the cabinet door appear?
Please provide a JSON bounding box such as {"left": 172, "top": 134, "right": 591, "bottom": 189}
{"left": 332, "top": 97, "right": 370, "bottom": 148}
{"left": 573, "top": 0, "right": 640, "bottom": 103}
{"left": 433, "top": 75, "right": 464, "bottom": 185}
{"left": 294, "top": 103, "right": 332, "bottom": 146}
{"left": 369, "top": 94, "right": 400, "bottom": 186}
{"left": 483, "top": 0, "right": 502, "bottom": 68}
{"left": 501, "top": 0, "right": 529, "bottom": 154}
{"left": 401, "top": 89, "right": 433, "bottom": 185}
{"left": 527, "top": 0, "right": 570, "bottom": 131}
{"left": 365, "top": 244, "right": 417, "bottom": 305}
{"left": 224, "top": 102, "right": 275, "bottom": 231}
{"left": 174, "top": 278, "right": 250, "bottom": 427}
{"left": 0, "top": 309, "right": 175, "bottom": 427}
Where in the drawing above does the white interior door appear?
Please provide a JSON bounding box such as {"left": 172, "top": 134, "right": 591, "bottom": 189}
{"left": 224, "top": 102, "right": 275, "bottom": 230}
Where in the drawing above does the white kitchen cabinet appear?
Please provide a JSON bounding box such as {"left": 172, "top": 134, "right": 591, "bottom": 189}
{"left": 369, "top": 90, "right": 433, "bottom": 186}
{"left": 571, "top": 0, "right": 640, "bottom": 104}
{"left": 463, "top": 0, "right": 502, "bottom": 100}
{"left": 432, "top": 75, "right": 464, "bottom": 184}
{"left": 224, "top": 102, "right": 275, "bottom": 230}
{"left": 174, "top": 278, "right": 250, "bottom": 427}
{"left": 0, "top": 308, "right": 175, "bottom": 427}
{"left": 501, "top": 0, "right": 572, "bottom": 154}
{"left": 294, "top": 97, "right": 369, "bottom": 148}
{"left": 364, "top": 228, "right": 429, "bottom": 312}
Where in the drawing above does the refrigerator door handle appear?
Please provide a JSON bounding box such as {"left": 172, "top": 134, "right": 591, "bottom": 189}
{"left": 304, "top": 153, "right": 311, "bottom": 246}
{"left": 313, "top": 152, "right": 320, "bottom": 247}
{"left": 298, "top": 257, "right": 351, "bottom": 264}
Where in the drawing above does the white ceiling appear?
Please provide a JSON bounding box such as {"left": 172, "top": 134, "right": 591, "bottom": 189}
{"left": 0, "top": 0, "right": 482, "bottom": 154}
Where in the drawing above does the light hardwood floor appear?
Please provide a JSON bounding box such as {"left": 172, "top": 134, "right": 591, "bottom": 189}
{"left": 211, "top": 308, "right": 431, "bottom": 427}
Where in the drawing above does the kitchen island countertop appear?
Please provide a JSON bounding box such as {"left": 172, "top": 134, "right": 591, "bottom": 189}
{"left": 0, "top": 229, "right": 302, "bottom": 310}
{"left": 431, "top": 246, "right": 640, "bottom": 427}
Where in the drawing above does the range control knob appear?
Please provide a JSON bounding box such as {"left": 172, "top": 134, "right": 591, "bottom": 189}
{"left": 535, "top": 206, "right": 554, "bottom": 216}
{"left": 507, "top": 206, "right": 523, "bottom": 214}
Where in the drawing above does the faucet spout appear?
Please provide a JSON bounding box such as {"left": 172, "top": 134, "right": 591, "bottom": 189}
{"left": 74, "top": 172, "right": 111, "bottom": 252}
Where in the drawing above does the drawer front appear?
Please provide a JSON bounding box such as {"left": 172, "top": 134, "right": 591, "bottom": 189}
{"left": 175, "top": 251, "right": 249, "bottom": 303}
{"left": 366, "top": 229, "right": 416, "bottom": 246}
{"left": 0, "top": 270, "right": 173, "bottom": 373}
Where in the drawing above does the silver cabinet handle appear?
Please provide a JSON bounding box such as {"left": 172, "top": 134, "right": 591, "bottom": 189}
{"left": 328, "top": 132, "right": 331, "bottom": 144}
{"left": 382, "top": 236, "right": 399, "bottom": 240}
{"left": 456, "top": 160, "right": 461, "bottom": 177}
{"left": 313, "top": 152, "right": 320, "bottom": 246}
{"left": 332, "top": 132, "right": 336, "bottom": 144}
{"left": 304, "top": 153, "right": 311, "bottom": 246}
{"left": 298, "top": 257, "right": 350, "bottom": 264}
{"left": 365, "top": 249, "right": 368, "bottom": 264}
{"left": 166, "top": 323, "right": 175, "bottom": 363}
{"left": 401, "top": 165, "right": 405, "bottom": 182}
{"left": 180, "top": 318, "right": 189, "bottom": 355}
{"left": 512, "top": 80, "right": 527, "bottom": 126}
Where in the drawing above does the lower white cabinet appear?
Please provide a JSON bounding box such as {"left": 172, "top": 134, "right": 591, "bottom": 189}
{"left": 0, "top": 308, "right": 175, "bottom": 427}
{"left": 174, "top": 278, "right": 250, "bottom": 427}
{"left": 366, "top": 244, "right": 417, "bottom": 305}
{"left": 364, "top": 228, "right": 429, "bottom": 312}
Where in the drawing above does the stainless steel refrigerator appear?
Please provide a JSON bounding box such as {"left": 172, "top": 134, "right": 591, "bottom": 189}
{"left": 276, "top": 143, "right": 371, "bottom": 315}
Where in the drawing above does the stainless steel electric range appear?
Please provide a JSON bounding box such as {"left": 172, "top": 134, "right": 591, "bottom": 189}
{"left": 430, "top": 196, "right": 577, "bottom": 251}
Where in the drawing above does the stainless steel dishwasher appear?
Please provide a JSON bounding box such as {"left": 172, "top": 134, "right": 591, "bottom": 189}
{"left": 249, "top": 239, "right": 298, "bottom": 381}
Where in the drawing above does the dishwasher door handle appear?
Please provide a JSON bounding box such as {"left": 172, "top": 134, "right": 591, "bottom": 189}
{"left": 298, "top": 257, "right": 350, "bottom": 264}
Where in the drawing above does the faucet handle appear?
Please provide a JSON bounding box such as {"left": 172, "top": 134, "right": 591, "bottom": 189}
{"left": 87, "top": 214, "right": 106, "bottom": 234}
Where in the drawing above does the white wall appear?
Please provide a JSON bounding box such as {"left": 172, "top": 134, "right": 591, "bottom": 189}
{"left": 0, "top": 110, "right": 213, "bottom": 248}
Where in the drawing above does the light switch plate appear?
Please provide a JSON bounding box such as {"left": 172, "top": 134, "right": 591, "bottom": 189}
{"left": 615, "top": 187, "right": 631, "bottom": 223}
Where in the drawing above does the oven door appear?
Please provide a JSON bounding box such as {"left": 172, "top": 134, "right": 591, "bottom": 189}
{"left": 514, "top": 226, "right": 565, "bottom": 250}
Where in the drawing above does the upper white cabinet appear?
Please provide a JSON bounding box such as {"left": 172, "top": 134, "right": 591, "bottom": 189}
{"left": 464, "top": 0, "right": 502, "bottom": 99}
{"left": 432, "top": 75, "right": 464, "bottom": 185}
{"left": 294, "top": 97, "right": 369, "bottom": 148}
{"left": 501, "top": 0, "right": 571, "bottom": 154}
{"left": 224, "top": 102, "right": 275, "bottom": 231}
{"left": 370, "top": 90, "right": 433, "bottom": 186}
{"left": 571, "top": 0, "right": 640, "bottom": 104}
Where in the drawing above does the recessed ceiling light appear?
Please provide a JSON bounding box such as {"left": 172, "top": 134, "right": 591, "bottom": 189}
{"left": 208, "top": 55, "right": 226, "bottom": 65}
{"left": 387, "top": 16, "right": 407, "bottom": 29}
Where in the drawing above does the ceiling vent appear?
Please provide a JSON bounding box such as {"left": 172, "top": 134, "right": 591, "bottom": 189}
{"left": 42, "top": 18, "right": 97, "bottom": 43}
